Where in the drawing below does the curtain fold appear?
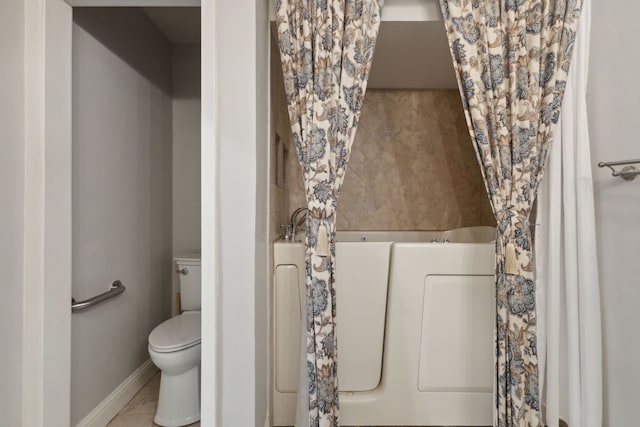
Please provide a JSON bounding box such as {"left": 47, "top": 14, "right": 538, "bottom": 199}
{"left": 438, "top": 1, "right": 583, "bottom": 425}
{"left": 535, "top": 0, "right": 603, "bottom": 425}
{"left": 275, "top": 1, "right": 383, "bottom": 426}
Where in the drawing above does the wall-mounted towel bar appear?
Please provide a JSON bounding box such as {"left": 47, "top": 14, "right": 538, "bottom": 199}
{"left": 71, "top": 280, "right": 125, "bottom": 313}
{"left": 598, "top": 159, "right": 640, "bottom": 181}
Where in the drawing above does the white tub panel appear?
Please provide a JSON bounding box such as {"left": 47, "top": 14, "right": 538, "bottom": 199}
{"left": 335, "top": 242, "right": 391, "bottom": 391}
{"left": 273, "top": 227, "right": 496, "bottom": 426}
{"left": 275, "top": 265, "right": 301, "bottom": 393}
{"left": 418, "top": 274, "right": 494, "bottom": 392}
{"left": 339, "top": 243, "right": 494, "bottom": 426}
{"left": 273, "top": 241, "right": 392, "bottom": 393}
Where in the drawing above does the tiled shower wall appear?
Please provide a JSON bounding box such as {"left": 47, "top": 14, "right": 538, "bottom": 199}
{"left": 270, "top": 42, "right": 494, "bottom": 240}
{"left": 270, "top": 34, "right": 298, "bottom": 242}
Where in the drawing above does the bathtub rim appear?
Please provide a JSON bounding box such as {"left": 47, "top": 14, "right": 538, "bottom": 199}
{"left": 283, "top": 225, "right": 497, "bottom": 244}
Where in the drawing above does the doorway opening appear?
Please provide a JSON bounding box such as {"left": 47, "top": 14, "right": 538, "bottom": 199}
{"left": 71, "top": 6, "right": 202, "bottom": 426}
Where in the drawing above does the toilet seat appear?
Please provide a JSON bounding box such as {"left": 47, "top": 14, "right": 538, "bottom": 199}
{"left": 149, "top": 312, "right": 201, "bottom": 353}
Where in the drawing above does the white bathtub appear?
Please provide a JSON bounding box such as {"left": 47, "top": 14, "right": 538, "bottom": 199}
{"left": 273, "top": 226, "right": 495, "bottom": 426}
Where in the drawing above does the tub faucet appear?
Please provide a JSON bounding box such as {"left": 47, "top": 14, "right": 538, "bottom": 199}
{"left": 282, "top": 207, "right": 307, "bottom": 242}
{"left": 280, "top": 224, "right": 294, "bottom": 242}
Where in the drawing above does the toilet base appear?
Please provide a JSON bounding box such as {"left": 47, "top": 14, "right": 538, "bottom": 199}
{"left": 154, "top": 365, "right": 200, "bottom": 427}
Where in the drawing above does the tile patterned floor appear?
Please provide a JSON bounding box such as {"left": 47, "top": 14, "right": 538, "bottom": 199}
{"left": 107, "top": 372, "right": 200, "bottom": 427}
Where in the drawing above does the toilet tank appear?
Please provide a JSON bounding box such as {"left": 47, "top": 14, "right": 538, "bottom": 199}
{"left": 175, "top": 255, "right": 201, "bottom": 311}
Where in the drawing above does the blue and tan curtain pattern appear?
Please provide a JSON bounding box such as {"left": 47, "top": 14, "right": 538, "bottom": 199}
{"left": 275, "top": 1, "right": 383, "bottom": 425}
{"left": 438, "top": 0, "right": 582, "bottom": 425}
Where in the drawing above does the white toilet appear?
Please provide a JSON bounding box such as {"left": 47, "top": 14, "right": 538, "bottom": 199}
{"left": 148, "top": 256, "right": 201, "bottom": 427}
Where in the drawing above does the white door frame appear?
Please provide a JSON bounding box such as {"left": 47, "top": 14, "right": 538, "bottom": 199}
{"left": 26, "top": 1, "right": 225, "bottom": 426}
{"left": 23, "top": 1, "right": 72, "bottom": 424}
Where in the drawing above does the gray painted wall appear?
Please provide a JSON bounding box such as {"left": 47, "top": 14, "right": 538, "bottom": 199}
{"left": 172, "top": 43, "right": 201, "bottom": 315}
{"left": 0, "top": 0, "right": 24, "bottom": 425}
{"left": 589, "top": 2, "right": 640, "bottom": 425}
{"left": 71, "top": 8, "right": 173, "bottom": 424}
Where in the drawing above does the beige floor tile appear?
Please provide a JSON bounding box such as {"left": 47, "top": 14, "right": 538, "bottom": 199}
{"left": 106, "top": 413, "right": 158, "bottom": 427}
{"left": 119, "top": 373, "right": 160, "bottom": 415}
{"left": 107, "top": 415, "right": 199, "bottom": 427}
{"left": 147, "top": 373, "right": 161, "bottom": 388}
{"left": 107, "top": 372, "right": 201, "bottom": 427}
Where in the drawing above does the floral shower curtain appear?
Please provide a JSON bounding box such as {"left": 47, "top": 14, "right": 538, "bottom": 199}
{"left": 438, "top": 1, "right": 583, "bottom": 425}
{"left": 275, "top": 1, "right": 383, "bottom": 425}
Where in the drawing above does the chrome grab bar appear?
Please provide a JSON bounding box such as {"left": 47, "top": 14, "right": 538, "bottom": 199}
{"left": 71, "top": 280, "right": 125, "bottom": 313}
{"left": 598, "top": 159, "right": 640, "bottom": 181}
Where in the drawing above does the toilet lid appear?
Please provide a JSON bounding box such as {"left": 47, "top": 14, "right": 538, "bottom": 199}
{"left": 149, "top": 312, "right": 201, "bottom": 353}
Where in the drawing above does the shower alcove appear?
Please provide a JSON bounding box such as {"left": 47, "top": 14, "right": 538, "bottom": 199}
{"left": 269, "top": 4, "right": 496, "bottom": 426}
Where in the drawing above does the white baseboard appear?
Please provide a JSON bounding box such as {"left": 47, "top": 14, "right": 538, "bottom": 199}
{"left": 75, "top": 359, "right": 159, "bottom": 427}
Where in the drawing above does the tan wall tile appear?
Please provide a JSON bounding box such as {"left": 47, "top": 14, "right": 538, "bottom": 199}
{"left": 270, "top": 45, "right": 494, "bottom": 232}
